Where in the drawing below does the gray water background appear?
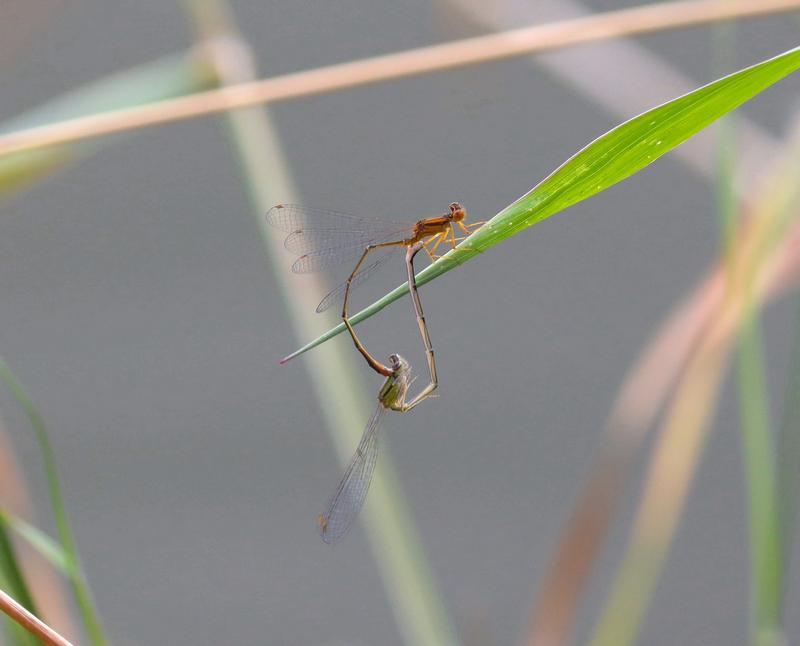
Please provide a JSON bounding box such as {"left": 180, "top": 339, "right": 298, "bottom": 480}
{"left": 0, "top": 1, "right": 799, "bottom": 644}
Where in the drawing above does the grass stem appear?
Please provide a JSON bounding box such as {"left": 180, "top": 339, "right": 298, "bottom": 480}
{"left": 0, "top": 587, "right": 72, "bottom": 646}
{"left": 0, "top": 0, "right": 797, "bottom": 157}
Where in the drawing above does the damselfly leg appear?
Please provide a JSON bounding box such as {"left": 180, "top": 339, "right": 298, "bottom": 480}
{"left": 400, "top": 241, "right": 437, "bottom": 410}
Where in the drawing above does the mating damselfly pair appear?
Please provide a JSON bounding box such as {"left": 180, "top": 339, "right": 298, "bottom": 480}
{"left": 267, "top": 202, "right": 483, "bottom": 543}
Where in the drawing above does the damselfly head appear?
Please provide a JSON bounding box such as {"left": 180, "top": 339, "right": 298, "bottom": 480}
{"left": 381, "top": 354, "right": 413, "bottom": 409}
{"left": 388, "top": 353, "right": 410, "bottom": 374}
{"left": 448, "top": 202, "right": 466, "bottom": 222}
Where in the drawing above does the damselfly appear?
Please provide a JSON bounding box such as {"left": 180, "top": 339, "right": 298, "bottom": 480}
{"left": 317, "top": 353, "right": 434, "bottom": 544}
{"left": 317, "top": 243, "right": 437, "bottom": 543}
{"left": 266, "top": 202, "right": 483, "bottom": 375}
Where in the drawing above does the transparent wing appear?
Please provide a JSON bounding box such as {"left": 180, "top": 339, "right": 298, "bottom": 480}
{"left": 318, "top": 404, "right": 386, "bottom": 544}
{"left": 315, "top": 249, "right": 396, "bottom": 313}
{"left": 290, "top": 239, "right": 386, "bottom": 274}
{"left": 266, "top": 204, "right": 412, "bottom": 273}
{"left": 266, "top": 204, "right": 407, "bottom": 233}
{"left": 284, "top": 228, "right": 381, "bottom": 256}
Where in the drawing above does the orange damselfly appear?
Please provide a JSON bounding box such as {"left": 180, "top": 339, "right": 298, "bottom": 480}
{"left": 266, "top": 202, "right": 482, "bottom": 375}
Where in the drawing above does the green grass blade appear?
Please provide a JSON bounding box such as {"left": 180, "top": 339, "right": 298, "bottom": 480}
{"left": 0, "top": 359, "right": 106, "bottom": 645}
{"left": 736, "top": 311, "right": 781, "bottom": 644}
{"left": 0, "top": 48, "right": 224, "bottom": 644}
{"left": 0, "top": 52, "right": 217, "bottom": 197}
{"left": 0, "top": 529, "right": 38, "bottom": 620}
{"left": 777, "top": 296, "right": 800, "bottom": 615}
{"left": 0, "top": 511, "right": 73, "bottom": 576}
{"left": 0, "top": 509, "right": 75, "bottom": 645}
{"left": 712, "top": 28, "right": 781, "bottom": 645}
{"left": 283, "top": 45, "right": 800, "bottom": 363}
{"left": 0, "top": 566, "right": 38, "bottom": 646}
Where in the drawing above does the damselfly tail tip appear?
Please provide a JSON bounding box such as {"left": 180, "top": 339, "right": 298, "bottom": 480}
{"left": 279, "top": 347, "right": 304, "bottom": 365}
{"left": 317, "top": 514, "right": 334, "bottom": 544}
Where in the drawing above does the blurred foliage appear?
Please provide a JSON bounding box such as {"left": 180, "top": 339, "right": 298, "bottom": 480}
{"left": 0, "top": 52, "right": 217, "bottom": 198}
{"left": 713, "top": 25, "right": 782, "bottom": 645}
{"left": 0, "top": 49, "right": 218, "bottom": 645}
{"left": 181, "top": 0, "right": 460, "bottom": 643}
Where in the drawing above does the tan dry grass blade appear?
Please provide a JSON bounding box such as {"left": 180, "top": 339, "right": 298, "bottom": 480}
{"left": 0, "top": 587, "right": 73, "bottom": 646}
{"left": 445, "top": 0, "right": 779, "bottom": 189}
{"left": 0, "top": 0, "right": 797, "bottom": 158}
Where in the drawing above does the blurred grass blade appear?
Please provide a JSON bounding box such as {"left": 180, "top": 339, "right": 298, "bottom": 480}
{"left": 529, "top": 110, "right": 800, "bottom": 645}
{"left": 735, "top": 308, "right": 781, "bottom": 642}
{"left": 591, "top": 228, "right": 799, "bottom": 646}
{"left": 748, "top": 131, "right": 800, "bottom": 627}
{"left": 590, "top": 329, "right": 730, "bottom": 646}
{"left": 527, "top": 267, "right": 722, "bottom": 646}
{"left": 0, "top": 512, "right": 72, "bottom": 576}
{"left": 712, "top": 29, "right": 782, "bottom": 643}
{"left": 0, "top": 511, "right": 74, "bottom": 645}
{"left": 0, "top": 45, "right": 217, "bottom": 642}
{"left": 589, "top": 129, "right": 800, "bottom": 646}
{"left": 0, "top": 359, "right": 106, "bottom": 646}
{"left": 0, "top": 528, "right": 38, "bottom": 622}
{"left": 183, "top": 2, "right": 459, "bottom": 645}
{"left": 777, "top": 297, "right": 800, "bottom": 614}
{"left": 0, "top": 52, "right": 216, "bottom": 197}
{"left": 284, "top": 45, "right": 800, "bottom": 362}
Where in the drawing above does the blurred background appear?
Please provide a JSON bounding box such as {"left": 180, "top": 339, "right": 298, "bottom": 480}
{"left": 0, "top": 1, "right": 798, "bottom": 644}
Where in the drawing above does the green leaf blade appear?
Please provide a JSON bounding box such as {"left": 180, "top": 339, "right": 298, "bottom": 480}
{"left": 283, "top": 45, "right": 800, "bottom": 362}
{"left": 0, "top": 511, "right": 74, "bottom": 576}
